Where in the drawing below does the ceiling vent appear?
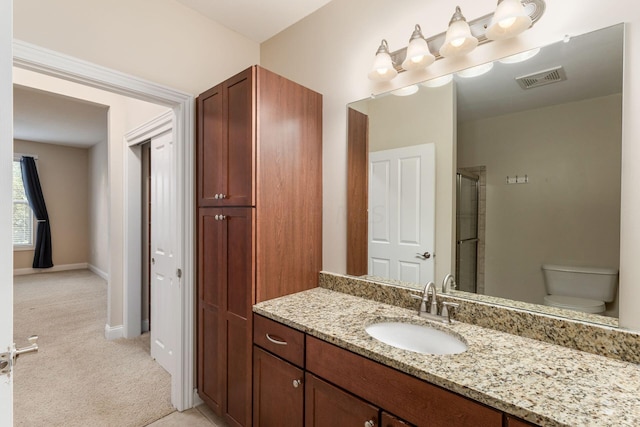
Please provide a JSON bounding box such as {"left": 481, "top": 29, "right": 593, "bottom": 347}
{"left": 516, "top": 66, "right": 567, "bottom": 90}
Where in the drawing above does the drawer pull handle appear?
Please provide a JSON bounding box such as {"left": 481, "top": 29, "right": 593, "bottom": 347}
{"left": 364, "top": 420, "right": 375, "bottom": 427}
{"left": 292, "top": 379, "right": 302, "bottom": 388}
{"left": 265, "top": 333, "right": 287, "bottom": 345}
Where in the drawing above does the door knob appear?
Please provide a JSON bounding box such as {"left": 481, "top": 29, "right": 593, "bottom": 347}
{"left": 416, "top": 251, "right": 431, "bottom": 259}
{"left": 152, "top": 258, "right": 155, "bottom": 265}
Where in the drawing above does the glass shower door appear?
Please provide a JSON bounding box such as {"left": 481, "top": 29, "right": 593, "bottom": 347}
{"left": 456, "top": 172, "right": 479, "bottom": 293}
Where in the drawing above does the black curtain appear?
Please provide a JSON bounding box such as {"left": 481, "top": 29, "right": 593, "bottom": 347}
{"left": 20, "top": 156, "right": 53, "bottom": 269}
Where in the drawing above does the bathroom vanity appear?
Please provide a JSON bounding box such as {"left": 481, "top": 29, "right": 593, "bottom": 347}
{"left": 253, "top": 285, "right": 640, "bottom": 427}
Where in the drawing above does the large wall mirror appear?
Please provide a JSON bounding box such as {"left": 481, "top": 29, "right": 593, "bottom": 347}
{"left": 347, "top": 24, "right": 623, "bottom": 325}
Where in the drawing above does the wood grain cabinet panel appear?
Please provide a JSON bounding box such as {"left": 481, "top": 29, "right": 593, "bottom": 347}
{"left": 506, "top": 416, "right": 538, "bottom": 427}
{"left": 306, "top": 336, "right": 502, "bottom": 427}
{"left": 382, "top": 412, "right": 414, "bottom": 427}
{"left": 196, "top": 66, "right": 322, "bottom": 427}
{"left": 305, "top": 373, "right": 378, "bottom": 427}
{"left": 253, "top": 347, "right": 304, "bottom": 427}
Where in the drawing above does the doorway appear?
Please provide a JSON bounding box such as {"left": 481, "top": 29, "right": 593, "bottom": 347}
{"left": 12, "top": 41, "right": 195, "bottom": 411}
{"left": 456, "top": 171, "right": 479, "bottom": 293}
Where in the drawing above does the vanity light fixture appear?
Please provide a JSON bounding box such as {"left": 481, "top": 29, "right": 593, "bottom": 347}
{"left": 368, "top": 39, "right": 398, "bottom": 82}
{"left": 439, "top": 7, "right": 478, "bottom": 58}
{"left": 402, "top": 25, "right": 436, "bottom": 70}
{"left": 391, "top": 84, "right": 420, "bottom": 96}
{"left": 421, "top": 74, "right": 454, "bottom": 88}
{"left": 498, "top": 47, "right": 540, "bottom": 64}
{"left": 367, "top": 0, "right": 546, "bottom": 82}
{"left": 486, "top": 0, "right": 533, "bottom": 40}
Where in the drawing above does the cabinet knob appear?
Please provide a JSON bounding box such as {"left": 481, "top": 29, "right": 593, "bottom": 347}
{"left": 214, "top": 215, "right": 227, "bottom": 221}
{"left": 292, "top": 379, "right": 302, "bottom": 388}
{"left": 364, "top": 420, "right": 375, "bottom": 427}
{"left": 214, "top": 193, "right": 219, "bottom": 199}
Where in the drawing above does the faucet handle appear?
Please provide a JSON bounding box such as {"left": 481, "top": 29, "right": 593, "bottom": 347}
{"left": 441, "top": 301, "right": 459, "bottom": 323}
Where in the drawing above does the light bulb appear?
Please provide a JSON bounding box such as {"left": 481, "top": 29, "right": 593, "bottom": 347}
{"left": 401, "top": 25, "right": 435, "bottom": 71}
{"left": 486, "top": 0, "right": 532, "bottom": 40}
{"left": 499, "top": 16, "right": 517, "bottom": 29}
{"left": 368, "top": 39, "right": 398, "bottom": 81}
{"left": 439, "top": 7, "right": 478, "bottom": 58}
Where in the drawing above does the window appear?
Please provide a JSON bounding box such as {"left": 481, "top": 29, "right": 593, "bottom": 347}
{"left": 13, "top": 158, "right": 34, "bottom": 249}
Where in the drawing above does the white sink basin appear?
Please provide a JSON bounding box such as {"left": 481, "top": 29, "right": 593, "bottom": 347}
{"left": 365, "top": 321, "right": 467, "bottom": 355}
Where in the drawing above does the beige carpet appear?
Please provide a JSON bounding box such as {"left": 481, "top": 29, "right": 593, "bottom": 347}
{"left": 13, "top": 269, "right": 175, "bottom": 426}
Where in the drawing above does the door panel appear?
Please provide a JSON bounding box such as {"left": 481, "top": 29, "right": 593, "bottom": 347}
{"left": 369, "top": 144, "right": 436, "bottom": 284}
{"left": 253, "top": 347, "right": 304, "bottom": 427}
{"left": 197, "top": 84, "right": 223, "bottom": 206}
{"left": 305, "top": 373, "right": 378, "bottom": 427}
{"left": 150, "top": 131, "right": 177, "bottom": 375}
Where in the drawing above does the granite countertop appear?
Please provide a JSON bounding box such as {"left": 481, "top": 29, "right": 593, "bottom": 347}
{"left": 253, "top": 287, "right": 640, "bottom": 427}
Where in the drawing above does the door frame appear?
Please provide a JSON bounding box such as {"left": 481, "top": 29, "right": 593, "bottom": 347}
{"left": 12, "top": 40, "right": 195, "bottom": 411}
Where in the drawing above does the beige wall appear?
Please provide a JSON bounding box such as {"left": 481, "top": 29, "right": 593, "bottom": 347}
{"left": 261, "top": 0, "right": 640, "bottom": 330}
{"left": 458, "top": 94, "right": 622, "bottom": 312}
{"left": 88, "top": 140, "right": 108, "bottom": 276}
{"left": 13, "top": 0, "right": 260, "bottom": 95}
{"left": 13, "top": 67, "right": 169, "bottom": 329}
{"left": 13, "top": 139, "right": 89, "bottom": 269}
{"left": 357, "top": 84, "right": 456, "bottom": 280}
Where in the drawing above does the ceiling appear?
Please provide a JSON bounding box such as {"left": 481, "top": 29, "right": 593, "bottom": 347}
{"left": 453, "top": 24, "right": 623, "bottom": 122}
{"left": 14, "top": 85, "right": 108, "bottom": 148}
{"left": 175, "top": 0, "right": 334, "bottom": 43}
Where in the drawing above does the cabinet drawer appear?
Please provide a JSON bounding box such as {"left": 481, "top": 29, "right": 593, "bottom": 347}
{"left": 306, "top": 336, "right": 502, "bottom": 427}
{"left": 253, "top": 314, "right": 305, "bottom": 367}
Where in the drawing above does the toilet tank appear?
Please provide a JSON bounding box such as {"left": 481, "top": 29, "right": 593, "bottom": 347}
{"left": 541, "top": 264, "right": 618, "bottom": 302}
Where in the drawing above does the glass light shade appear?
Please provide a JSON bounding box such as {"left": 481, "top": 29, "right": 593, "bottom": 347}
{"left": 402, "top": 30, "right": 435, "bottom": 71}
{"left": 439, "top": 19, "right": 478, "bottom": 57}
{"left": 498, "top": 47, "right": 540, "bottom": 64}
{"left": 486, "top": 0, "right": 533, "bottom": 40}
{"left": 456, "top": 62, "right": 494, "bottom": 78}
{"left": 391, "top": 85, "right": 419, "bottom": 96}
{"left": 368, "top": 40, "right": 398, "bottom": 81}
{"left": 421, "top": 74, "right": 454, "bottom": 88}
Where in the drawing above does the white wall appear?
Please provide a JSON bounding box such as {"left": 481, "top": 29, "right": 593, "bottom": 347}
{"left": 13, "top": 67, "right": 168, "bottom": 329}
{"left": 260, "top": 0, "right": 640, "bottom": 330}
{"left": 458, "top": 94, "right": 622, "bottom": 312}
{"left": 13, "top": 0, "right": 260, "bottom": 95}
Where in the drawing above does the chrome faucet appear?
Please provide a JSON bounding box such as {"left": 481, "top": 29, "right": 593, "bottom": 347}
{"left": 442, "top": 273, "right": 457, "bottom": 293}
{"left": 412, "top": 281, "right": 459, "bottom": 324}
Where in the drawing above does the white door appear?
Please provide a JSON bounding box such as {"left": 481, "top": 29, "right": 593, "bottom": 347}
{"left": 0, "top": 1, "right": 13, "bottom": 423}
{"left": 369, "top": 144, "right": 435, "bottom": 284}
{"left": 150, "top": 131, "right": 178, "bottom": 376}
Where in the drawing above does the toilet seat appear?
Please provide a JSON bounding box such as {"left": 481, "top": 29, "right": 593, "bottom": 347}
{"left": 543, "top": 295, "right": 605, "bottom": 314}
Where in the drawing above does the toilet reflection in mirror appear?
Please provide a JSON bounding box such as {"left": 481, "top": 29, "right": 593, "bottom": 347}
{"left": 347, "top": 24, "right": 623, "bottom": 322}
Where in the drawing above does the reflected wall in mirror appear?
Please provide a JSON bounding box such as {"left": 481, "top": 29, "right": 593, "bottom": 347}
{"left": 347, "top": 24, "right": 623, "bottom": 324}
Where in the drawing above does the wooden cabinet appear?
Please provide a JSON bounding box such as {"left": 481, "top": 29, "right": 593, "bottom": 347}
{"left": 253, "top": 347, "right": 304, "bottom": 427}
{"left": 306, "top": 336, "right": 502, "bottom": 427}
{"left": 382, "top": 412, "right": 414, "bottom": 427}
{"left": 506, "top": 416, "right": 537, "bottom": 427}
{"left": 196, "top": 66, "right": 322, "bottom": 427}
{"left": 305, "top": 373, "right": 378, "bottom": 427}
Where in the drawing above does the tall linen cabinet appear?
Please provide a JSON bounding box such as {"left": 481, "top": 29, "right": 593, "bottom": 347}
{"left": 196, "top": 66, "right": 322, "bottom": 427}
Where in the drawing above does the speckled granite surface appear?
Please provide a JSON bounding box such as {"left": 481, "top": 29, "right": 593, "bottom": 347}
{"left": 320, "top": 272, "right": 640, "bottom": 364}
{"left": 254, "top": 288, "right": 640, "bottom": 427}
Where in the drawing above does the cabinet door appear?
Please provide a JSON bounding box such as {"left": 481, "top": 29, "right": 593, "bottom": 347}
{"left": 381, "top": 412, "right": 413, "bottom": 427}
{"left": 305, "top": 373, "right": 378, "bottom": 427}
{"left": 197, "top": 208, "right": 224, "bottom": 410}
{"left": 197, "top": 67, "right": 255, "bottom": 207}
{"left": 197, "top": 207, "right": 254, "bottom": 427}
{"left": 506, "top": 416, "right": 538, "bottom": 427}
{"left": 253, "top": 347, "right": 304, "bottom": 427}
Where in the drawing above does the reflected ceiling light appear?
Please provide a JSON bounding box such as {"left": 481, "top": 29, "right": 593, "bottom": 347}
{"left": 391, "top": 85, "right": 420, "bottom": 96}
{"left": 486, "top": 0, "right": 533, "bottom": 40}
{"left": 457, "top": 62, "right": 494, "bottom": 78}
{"left": 498, "top": 47, "right": 540, "bottom": 64}
{"left": 421, "top": 74, "right": 454, "bottom": 88}
{"left": 401, "top": 25, "right": 435, "bottom": 71}
{"left": 368, "top": 39, "right": 398, "bottom": 82}
{"left": 439, "top": 7, "right": 478, "bottom": 58}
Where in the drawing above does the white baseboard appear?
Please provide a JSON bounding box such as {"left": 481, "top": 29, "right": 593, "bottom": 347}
{"left": 104, "top": 323, "right": 124, "bottom": 340}
{"left": 142, "top": 319, "right": 150, "bottom": 333}
{"left": 14, "top": 262, "right": 89, "bottom": 276}
{"left": 192, "top": 389, "right": 204, "bottom": 408}
{"left": 88, "top": 264, "right": 109, "bottom": 281}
